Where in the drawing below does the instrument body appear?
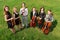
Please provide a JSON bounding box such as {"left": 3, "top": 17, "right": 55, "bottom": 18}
{"left": 30, "top": 16, "right": 36, "bottom": 27}
{"left": 42, "top": 22, "right": 52, "bottom": 34}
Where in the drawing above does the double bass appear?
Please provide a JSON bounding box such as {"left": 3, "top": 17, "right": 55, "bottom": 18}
{"left": 30, "top": 16, "right": 36, "bottom": 27}
{"left": 42, "top": 22, "right": 52, "bottom": 35}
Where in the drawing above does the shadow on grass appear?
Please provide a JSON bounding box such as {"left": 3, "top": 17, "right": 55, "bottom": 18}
{"left": 50, "top": 20, "right": 58, "bottom": 32}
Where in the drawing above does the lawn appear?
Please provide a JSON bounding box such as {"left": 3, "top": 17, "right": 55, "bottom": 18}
{"left": 0, "top": 0, "right": 60, "bottom": 40}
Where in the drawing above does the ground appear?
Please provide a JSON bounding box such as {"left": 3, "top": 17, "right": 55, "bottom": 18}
{"left": 0, "top": 0, "right": 60, "bottom": 40}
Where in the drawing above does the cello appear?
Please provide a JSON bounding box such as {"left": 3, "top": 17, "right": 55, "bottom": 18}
{"left": 30, "top": 16, "right": 36, "bottom": 27}
{"left": 42, "top": 22, "right": 52, "bottom": 35}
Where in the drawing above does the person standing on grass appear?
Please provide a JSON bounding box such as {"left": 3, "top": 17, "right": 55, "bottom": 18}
{"left": 4, "top": 5, "right": 15, "bottom": 33}
{"left": 38, "top": 7, "right": 46, "bottom": 29}
{"left": 20, "top": 2, "right": 28, "bottom": 28}
{"left": 13, "top": 7, "right": 23, "bottom": 30}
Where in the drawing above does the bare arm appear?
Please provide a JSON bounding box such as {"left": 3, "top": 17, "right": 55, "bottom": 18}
{"left": 13, "top": 14, "right": 20, "bottom": 20}
{"left": 4, "top": 15, "right": 12, "bottom": 21}
{"left": 15, "top": 16, "right": 20, "bottom": 19}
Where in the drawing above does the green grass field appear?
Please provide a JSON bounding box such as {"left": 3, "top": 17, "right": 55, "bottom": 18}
{"left": 0, "top": 0, "right": 60, "bottom": 40}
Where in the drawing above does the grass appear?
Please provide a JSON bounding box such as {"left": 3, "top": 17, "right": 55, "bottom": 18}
{"left": 0, "top": 0, "right": 60, "bottom": 40}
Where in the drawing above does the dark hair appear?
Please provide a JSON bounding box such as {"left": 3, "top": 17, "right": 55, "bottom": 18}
{"left": 4, "top": 5, "right": 9, "bottom": 12}
{"left": 48, "top": 10, "right": 53, "bottom": 15}
{"left": 22, "top": 2, "right": 26, "bottom": 5}
{"left": 4, "top": 5, "right": 9, "bottom": 15}
{"left": 40, "top": 7, "right": 45, "bottom": 12}
{"left": 32, "top": 7, "right": 36, "bottom": 11}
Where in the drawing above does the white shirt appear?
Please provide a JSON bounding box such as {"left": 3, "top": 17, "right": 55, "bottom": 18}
{"left": 45, "top": 14, "right": 54, "bottom": 22}
{"left": 33, "top": 11, "right": 35, "bottom": 16}
{"left": 20, "top": 8, "right": 28, "bottom": 16}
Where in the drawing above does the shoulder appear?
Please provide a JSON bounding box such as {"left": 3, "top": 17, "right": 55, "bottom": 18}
{"left": 43, "top": 12, "right": 45, "bottom": 14}
{"left": 46, "top": 14, "right": 48, "bottom": 16}
{"left": 20, "top": 8, "right": 23, "bottom": 10}
{"left": 4, "top": 15, "right": 7, "bottom": 18}
{"left": 8, "top": 11, "right": 11, "bottom": 14}
{"left": 26, "top": 8, "right": 28, "bottom": 9}
{"left": 25, "top": 8, "right": 28, "bottom": 10}
{"left": 8, "top": 11, "right": 10, "bottom": 14}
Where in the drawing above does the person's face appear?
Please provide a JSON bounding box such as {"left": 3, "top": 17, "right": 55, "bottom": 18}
{"left": 5, "top": 7, "right": 9, "bottom": 11}
{"left": 33, "top": 8, "right": 36, "bottom": 11}
{"left": 48, "top": 11, "right": 51, "bottom": 15}
{"left": 13, "top": 8, "right": 17, "bottom": 12}
{"left": 22, "top": 3, "right": 25, "bottom": 7}
{"left": 40, "top": 8, "right": 44, "bottom": 13}
{"left": 41, "top": 8, "right": 44, "bottom": 11}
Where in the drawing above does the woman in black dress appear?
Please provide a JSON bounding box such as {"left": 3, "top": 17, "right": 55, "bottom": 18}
{"left": 13, "top": 7, "right": 23, "bottom": 30}
{"left": 4, "top": 5, "right": 15, "bottom": 33}
{"left": 38, "top": 7, "right": 46, "bottom": 29}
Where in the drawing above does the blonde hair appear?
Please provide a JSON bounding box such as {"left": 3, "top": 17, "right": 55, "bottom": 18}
{"left": 13, "top": 7, "right": 17, "bottom": 13}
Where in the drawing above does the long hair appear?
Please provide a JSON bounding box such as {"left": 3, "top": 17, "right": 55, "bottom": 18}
{"left": 40, "top": 7, "right": 45, "bottom": 13}
{"left": 4, "top": 5, "right": 9, "bottom": 15}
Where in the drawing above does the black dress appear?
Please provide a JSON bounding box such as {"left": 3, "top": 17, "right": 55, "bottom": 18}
{"left": 6, "top": 11, "right": 14, "bottom": 28}
{"left": 13, "top": 12, "right": 21, "bottom": 25}
{"left": 39, "top": 12, "right": 46, "bottom": 21}
{"left": 38, "top": 12, "right": 46, "bottom": 28}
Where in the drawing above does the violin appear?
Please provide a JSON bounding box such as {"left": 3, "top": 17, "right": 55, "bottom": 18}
{"left": 30, "top": 16, "right": 36, "bottom": 27}
{"left": 42, "top": 22, "right": 52, "bottom": 35}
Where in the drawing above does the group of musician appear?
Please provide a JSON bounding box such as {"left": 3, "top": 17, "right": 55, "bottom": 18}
{"left": 4, "top": 2, "right": 54, "bottom": 34}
